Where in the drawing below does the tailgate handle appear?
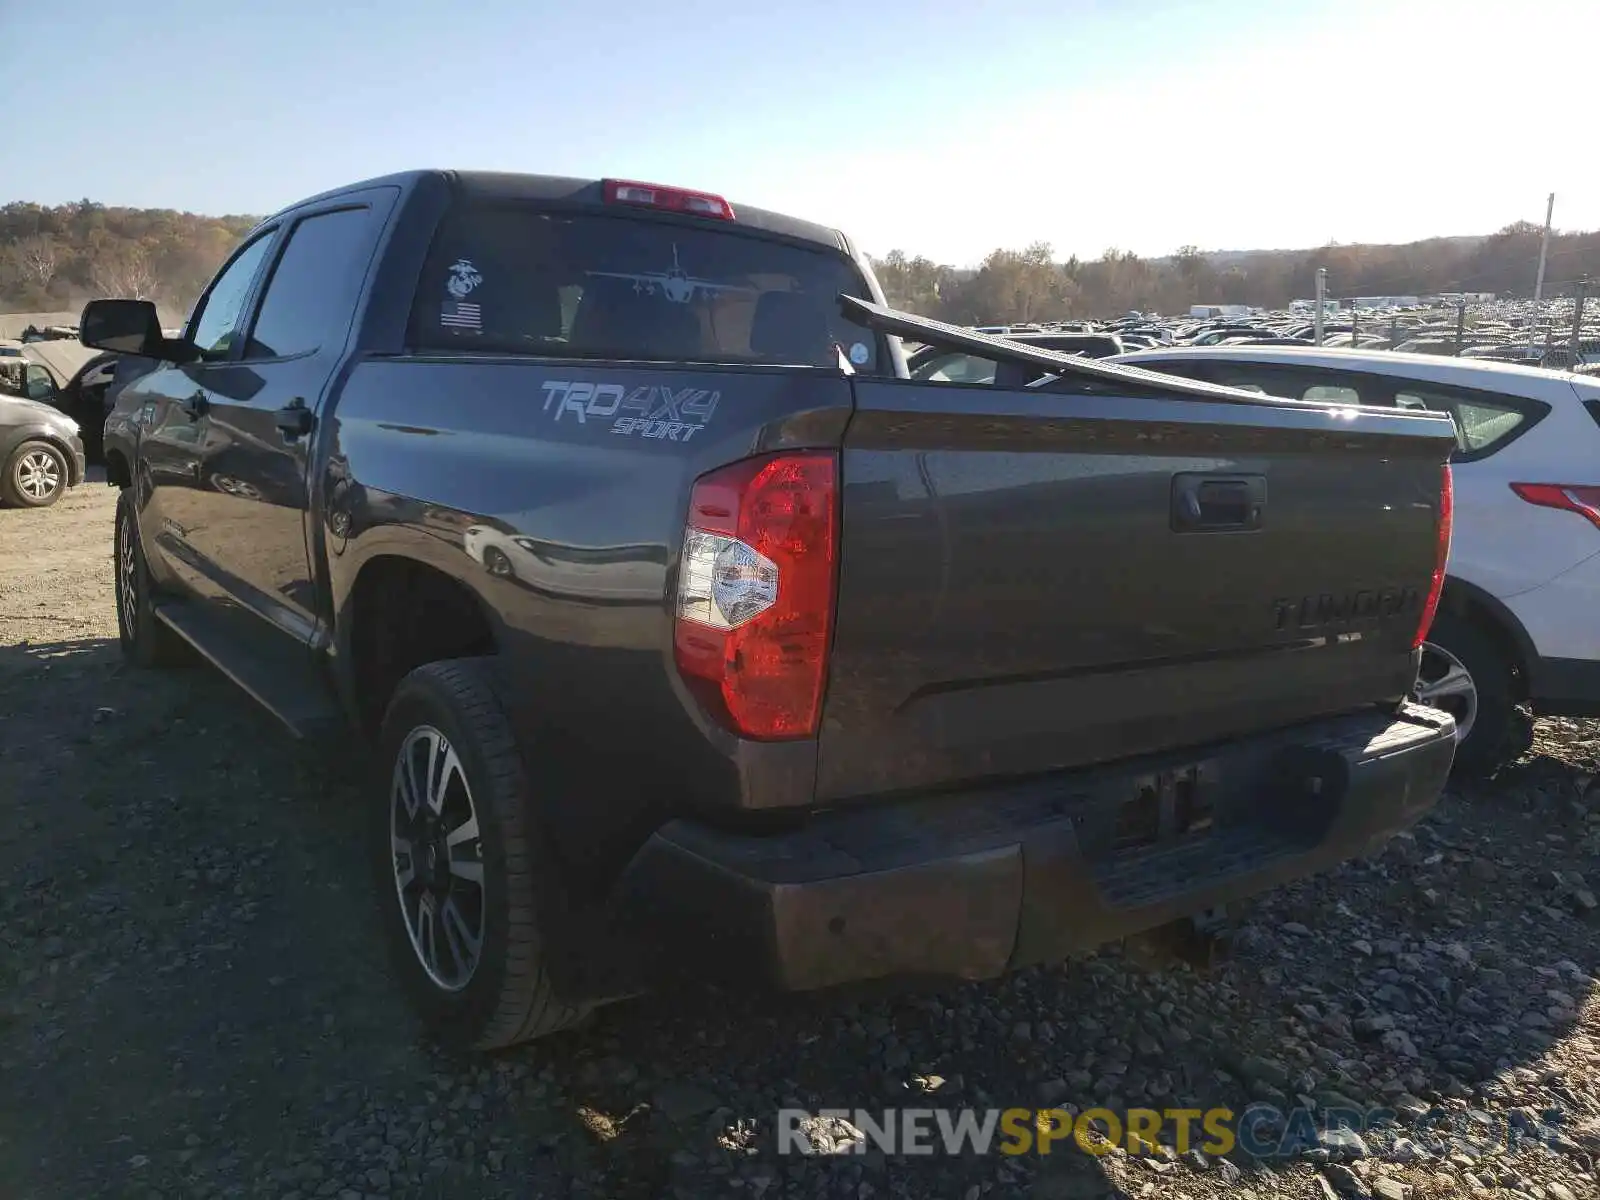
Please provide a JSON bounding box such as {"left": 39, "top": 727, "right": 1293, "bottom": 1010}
{"left": 1172, "top": 473, "right": 1265, "bottom": 532}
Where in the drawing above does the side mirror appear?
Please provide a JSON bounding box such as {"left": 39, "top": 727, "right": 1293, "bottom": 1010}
{"left": 79, "top": 298, "right": 165, "bottom": 356}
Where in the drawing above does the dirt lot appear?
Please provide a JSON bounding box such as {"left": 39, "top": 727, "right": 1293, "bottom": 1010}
{"left": 3, "top": 483, "right": 1600, "bottom": 1200}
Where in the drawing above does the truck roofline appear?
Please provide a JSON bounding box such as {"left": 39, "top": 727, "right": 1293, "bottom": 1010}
{"left": 259, "top": 169, "right": 851, "bottom": 254}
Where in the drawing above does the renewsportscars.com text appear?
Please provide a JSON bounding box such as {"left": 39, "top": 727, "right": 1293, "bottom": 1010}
{"left": 776, "top": 1104, "right": 1570, "bottom": 1158}
{"left": 780, "top": 1107, "right": 1233, "bottom": 1157}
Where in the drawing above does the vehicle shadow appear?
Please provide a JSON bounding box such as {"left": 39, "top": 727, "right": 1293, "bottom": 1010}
{"left": 0, "top": 636, "right": 125, "bottom": 711}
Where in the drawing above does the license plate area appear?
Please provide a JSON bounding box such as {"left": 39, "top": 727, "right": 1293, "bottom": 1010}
{"left": 1112, "top": 763, "right": 1219, "bottom": 853}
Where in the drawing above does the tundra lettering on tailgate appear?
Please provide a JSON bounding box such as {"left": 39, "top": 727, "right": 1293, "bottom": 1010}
{"left": 539, "top": 380, "right": 720, "bottom": 442}
{"left": 1273, "top": 586, "right": 1420, "bottom": 632}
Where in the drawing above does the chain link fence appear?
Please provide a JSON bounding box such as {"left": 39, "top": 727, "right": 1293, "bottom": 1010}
{"left": 1317, "top": 285, "right": 1600, "bottom": 374}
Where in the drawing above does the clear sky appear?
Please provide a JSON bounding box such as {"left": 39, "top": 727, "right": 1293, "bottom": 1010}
{"left": 10, "top": 0, "right": 1595, "bottom": 265}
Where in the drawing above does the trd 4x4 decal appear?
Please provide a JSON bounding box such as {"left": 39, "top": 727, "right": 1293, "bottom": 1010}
{"left": 539, "top": 380, "right": 720, "bottom": 442}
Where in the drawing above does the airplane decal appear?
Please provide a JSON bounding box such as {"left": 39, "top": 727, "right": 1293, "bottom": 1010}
{"left": 586, "top": 244, "right": 755, "bottom": 304}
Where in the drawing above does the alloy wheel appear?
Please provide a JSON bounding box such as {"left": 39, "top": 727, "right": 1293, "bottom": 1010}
{"left": 16, "top": 449, "right": 61, "bottom": 502}
{"left": 1416, "top": 641, "right": 1478, "bottom": 745}
{"left": 390, "top": 725, "right": 487, "bottom": 991}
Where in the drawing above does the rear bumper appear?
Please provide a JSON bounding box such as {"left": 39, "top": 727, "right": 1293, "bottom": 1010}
{"left": 612, "top": 704, "right": 1455, "bottom": 992}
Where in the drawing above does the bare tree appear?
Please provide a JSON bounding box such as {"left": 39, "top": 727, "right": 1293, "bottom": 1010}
{"left": 15, "top": 234, "right": 58, "bottom": 290}
{"left": 91, "top": 243, "right": 157, "bottom": 300}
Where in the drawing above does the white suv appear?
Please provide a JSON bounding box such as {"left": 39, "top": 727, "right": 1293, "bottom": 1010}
{"left": 1115, "top": 345, "right": 1600, "bottom": 776}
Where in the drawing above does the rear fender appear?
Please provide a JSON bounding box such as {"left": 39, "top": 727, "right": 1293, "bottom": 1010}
{"left": 1436, "top": 576, "right": 1534, "bottom": 688}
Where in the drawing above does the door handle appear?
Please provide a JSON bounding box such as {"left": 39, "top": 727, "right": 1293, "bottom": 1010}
{"left": 1171, "top": 473, "right": 1266, "bottom": 532}
{"left": 275, "top": 398, "right": 315, "bottom": 440}
{"left": 182, "top": 391, "right": 208, "bottom": 418}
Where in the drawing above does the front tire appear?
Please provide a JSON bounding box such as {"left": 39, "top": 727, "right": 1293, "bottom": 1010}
{"left": 2, "top": 440, "right": 68, "bottom": 508}
{"left": 1417, "top": 612, "right": 1528, "bottom": 779}
{"left": 114, "top": 489, "right": 191, "bottom": 668}
{"left": 374, "top": 658, "right": 588, "bottom": 1051}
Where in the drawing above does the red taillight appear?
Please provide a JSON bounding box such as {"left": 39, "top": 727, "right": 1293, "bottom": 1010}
{"left": 673, "top": 453, "right": 838, "bottom": 740}
{"left": 1509, "top": 482, "right": 1600, "bottom": 531}
{"left": 1414, "top": 463, "right": 1453, "bottom": 650}
{"left": 602, "top": 178, "right": 735, "bottom": 221}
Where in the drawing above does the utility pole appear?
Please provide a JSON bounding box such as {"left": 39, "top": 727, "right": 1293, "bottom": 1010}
{"left": 1351, "top": 306, "right": 1359, "bottom": 348}
{"left": 1455, "top": 301, "right": 1467, "bottom": 355}
{"left": 1571, "top": 277, "right": 1589, "bottom": 366}
{"left": 1531, "top": 192, "right": 1555, "bottom": 350}
{"left": 1314, "top": 268, "right": 1327, "bottom": 346}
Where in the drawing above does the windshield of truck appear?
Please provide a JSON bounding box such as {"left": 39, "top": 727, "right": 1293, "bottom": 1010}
{"left": 408, "top": 205, "right": 882, "bottom": 372}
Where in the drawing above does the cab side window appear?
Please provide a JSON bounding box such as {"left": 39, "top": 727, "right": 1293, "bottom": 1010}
{"left": 189, "top": 234, "right": 277, "bottom": 362}
{"left": 244, "top": 208, "right": 375, "bottom": 360}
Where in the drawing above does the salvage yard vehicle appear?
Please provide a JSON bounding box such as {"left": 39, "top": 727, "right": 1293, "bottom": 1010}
{"left": 8, "top": 340, "right": 113, "bottom": 462}
{"left": 0, "top": 356, "right": 87, "bottom": 507}
{"left": 87, "top": 169, "right": 1458, "bottom": 1051}
{"left": 1117, "top": 344, "right": 1600, "bottom": 778}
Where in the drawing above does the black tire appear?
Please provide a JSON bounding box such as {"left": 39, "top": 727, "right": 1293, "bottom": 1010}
{"left": 113, "top": 489, "right": 191, "bottom": 668}
{"left": 374, "top": 658, "right": 588, "bottom": 1051}
{"left": 2, "top": 440, "right": 69, "bottom": 508}
{"left": 1418, "top": 611, "right": 1526, "bottom": 779}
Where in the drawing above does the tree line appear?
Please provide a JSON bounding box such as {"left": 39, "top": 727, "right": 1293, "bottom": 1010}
{"left": 3, "top": 199, "right": 1599, "bottom": 324}
{"left": 870, "top": 222, "right": 1600, "bottom": 323}
{"left": 0, "top": 201, "right": 258, "bottom": 320}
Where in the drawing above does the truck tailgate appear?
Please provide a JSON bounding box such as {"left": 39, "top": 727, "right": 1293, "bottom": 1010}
{"left": 817, "top": 378, "right": 1456, "bottom": 802}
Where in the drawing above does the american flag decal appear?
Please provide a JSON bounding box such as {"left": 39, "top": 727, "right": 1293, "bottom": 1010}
{"left": 440, "top": 301, "right": 482, "bottom": 331}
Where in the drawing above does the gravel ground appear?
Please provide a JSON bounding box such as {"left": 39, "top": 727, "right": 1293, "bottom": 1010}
{"left": 3, "top": 482, "right": 1600, "bottom": 1200}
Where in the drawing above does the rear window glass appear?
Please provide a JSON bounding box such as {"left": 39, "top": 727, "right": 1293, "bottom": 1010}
{"left": 408, "top": 205, "right": 880, "bottom": 371}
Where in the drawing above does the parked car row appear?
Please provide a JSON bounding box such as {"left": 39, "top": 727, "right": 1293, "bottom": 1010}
{"left": 967, "top": 295, "right": 1600, "bottom": 369}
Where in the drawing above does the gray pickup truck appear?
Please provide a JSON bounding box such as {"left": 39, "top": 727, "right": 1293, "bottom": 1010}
{"left": 84, "top": 170, "right": 1458, "bottom": 1051}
